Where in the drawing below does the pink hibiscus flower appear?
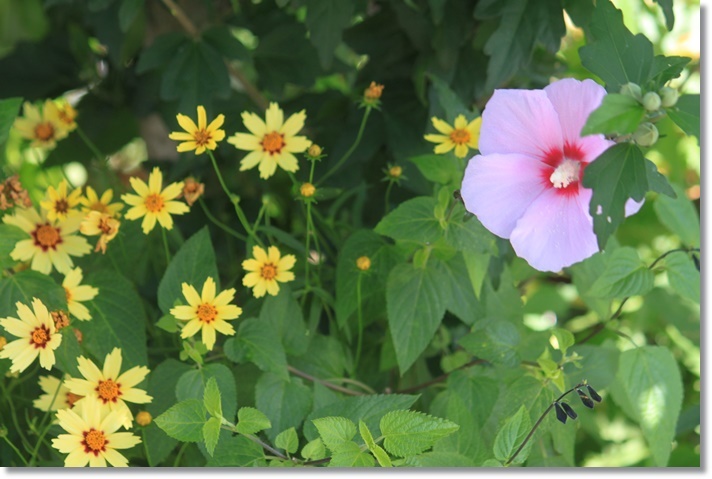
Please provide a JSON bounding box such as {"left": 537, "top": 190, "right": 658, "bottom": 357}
{"left": 460, "top": 78, "right": 641, "bottom": 272}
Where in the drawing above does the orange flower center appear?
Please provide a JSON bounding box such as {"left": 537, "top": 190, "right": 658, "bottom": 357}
{"left": 193, "top": 129, "right": 212, "bottom": 147}
{"left": 96, "top": 379, "right": 121, "bottom": 403}
{"left": 196, "top": 303, "right": 218, "bottom": 324}
{"left": 262, "top": 132, "right": 284, "bottom": 155}
{"left": 54, "top": 199, "right": 70, "bottom": 214}
{"left": 34, "top": 122, "right": 55, "bottom": 141}
{"left": 66, "top": 392, "right": 83, "bottom": 408}
{"left": 99, "top": 217, "right": 117, "bottom": 235}
{"left": 30, "top": 326, "right": 50, "bottom": 348}
{"left": 59, "top": 110, "right": 75, "bottom": 125}
{"left": 449, "top": 128, "right": 470, "bottom": 145}
{"left": 144, "top": 193, "right": 164, "bottom": 213}
{"left": 33, "top": 223, "right": 61, "bottom": 250}
{"left": 260, "top": 263, "right": 277, "bottom": 280}
{"left": 82, "top": 429, "right": 107, "bottom": 455}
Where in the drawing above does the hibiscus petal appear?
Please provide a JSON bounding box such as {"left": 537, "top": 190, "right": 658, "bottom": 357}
{"left": 544, "top": 78, "right": 607, "bottom": 147}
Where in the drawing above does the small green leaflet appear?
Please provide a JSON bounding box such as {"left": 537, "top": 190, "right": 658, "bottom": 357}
{"left": 328, "top": 441, "right": 375, "bottom": 467}
{"left": 202, "top": 416, "right": 221, "bottom": 456}
{"left": 312, "top": 416, "right": 357, "bottom": 452}
{"left": 581, "top": 94, "right": 646, "bottom": 136}
{"left": 301, "top": 438, "right": 326, "bottom": 461}
{"left": 654, "top": 184, "right": 700, "bottom": 248}
{"left": 379, "top": 409, "right": 459, "bottom": 457}
{"left": 493, "top": 405, "right": 531, "bottom": 465}
{"left": 203, "top": 377, "right": 222, "bottom": 419}
{"left": 154, "top": 399, "right": 207, "bottom": 443}
{"left": 235, "top": 407, "right": 272, "bottom": 436}
{"left": 665, "top": 252, "right": 700, "bottom": 304}
{"left": 275, "top": 427, "right": 299, "bottom": 454}
{"left": 359, "top": 420, "right": 391, "bottom": 467}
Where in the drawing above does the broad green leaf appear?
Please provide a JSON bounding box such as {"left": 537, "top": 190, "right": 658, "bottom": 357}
{"left": 175, "top": 364, "right": 237, "bottom": 420}
{"left": 565, "top": 344, "right": 620, "bottom": 390}
{"left": 304, "top": 0, "right": 353, "bottom": 69}
{"left": 444, "top": 204, "right": 496, "bottom": 254}
{"left": 205, "top": 433, "right": 266, "bottom": 466}
{"left": 156, "top": 314, "right": 179, "bottom": 333}
{"left": 386, "top": 260, "right": 450, "bottom": 374}
{"left": 0, "top": 97, "right": 22, "bottom": 145}
{"left": 275, "top": 427, "right": 299, "bottom": 454}
{"left": 312, "top": 417, "right": 357, "bottom": 451}
{"left": 235, "top": 407, "right": 272, "bottom": 436}
{"left": 157, "top": 226, "right": 219, "bottom": 315}
{"left": 582, "top": 143, "right": 674, "bottom": 249}
{"left": 118, "top": 0, "right": 143, "bottom": 31}
{"left": 654, "top": 0, "right": 674, "bottom": 30}
{"left": 431, "top": 388, "right": 484, "bottom": 462}
{"left": 610, "top": 346, "right": 683, "bottom": 466}
{"left": 201, "top": 26, "right": 250, "bottom": 61}
{"left": 579, "top": 0, "right": 654, "bottom": 91}
{"left": 380, "top": 409, "right": 459, "bottom": 457}
{"left": 441, "top": 255, "right": 485, "bottom": 326}
{"left": 667, "top": 94, "right": 700, "bottom": 140}
{"left": 459, "top": 320, "right": 520, "bottom": 368}
{"left": 82, "top": 270, "right": 147, "bottom": 369}
{"left": 375, "top": 196, "right": 443, "bottom": 245}
{"left": 569, "top": 250, "right": 613, "bottom": 319}
{"left": 288, "top": 334, "right": 349, "bottom": 381}
{"left": 259, "top": 284, "right": 309, "bottom": 356}
{"left": 654, "top": 184, "right": 700, "bottom": 247}
{"left": 202, "top": 416, "right": 221, "bottom": 456}
{"left": 650, "top": 55, "right": 690, "bottom": 87}
{"left": 588, "top": 247, "right": 654, "bottom": 299}
{"left": 551, "top": 328, "right": 575, "bottom": 355}
{"left": 224, "top": 318, "right": 288, "bottom": 380}
{"left": 154, "top": 399, "right": 207, "bottom": 443}
{"left": 493, "top": 405, "right": 531, "bottom": 464}
{"left": 301, "top": 438, "right": 326, "bottom": 461}
{"left": 136, "top": 32, "right": 188, "bottom": 73}
{"left": 409, "top": 155, "right": 462, "bottom": 185}
{"left": 53, "top": 327, "right": 82, "bottom": 377}
{"left": 404, "top": 451, "right": 477, "bottom": 467}
{"left": 0, "top": 270, "right": 66, "bottom": 318}
{"left": 581, "top": 94, "right": 646, "bottom": 136}
{"left": 203, "top": 377, "right": 222, "bottom": 419}
{"left": 255, "top": 373, "right": 312, "bottom": 442}
{"left": 665, "top": 252, "right": 700, "bottom": 304}
{"left": 304, "top": 394, "right": 418, "bottom": 442}
{"left": 463, "top": 250, "right": 489, "bottom": 299}
{"left": 0, "top": 225, "right": 26, "bottom": 269}
{"left": 328, "top": 441, "right": 375, "bottom": 467}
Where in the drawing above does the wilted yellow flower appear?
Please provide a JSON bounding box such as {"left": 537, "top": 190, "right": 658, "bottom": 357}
{"left": 424, "top": 114, "right": 482, "bottom": 158}
{"left": 0, "top": 175, "right": 32, "bottom": 210}
{"left": 168, "top": 105, "right": 225, "bottom": 154}
{"left": 80, "top": 187, "right": 124, "bottom": 217}
{"left": 51, "top": 310, "right": 70, "bottom": 331}
{"left": 80, "top": 211, "right": 120, "bottom": 254}
{"left": 40, "top": 180, "right": 83, "bottom": 222}
{"left": 242, "top": 245, "right": 296, "bottom": 298}
{"left": 121, "top": 167, "right": 189, "bottom": 234}
{"left": 228, "top": 103, "right": 311, "bottom": 179}
{"left": 13, "top": 100, "right": 68, "bottom": 148}
{"left": 181, "top": 177, "right": 204, "bottom": 206}
{"left": 363, "top": 81, "right": 384, "bottom": 103}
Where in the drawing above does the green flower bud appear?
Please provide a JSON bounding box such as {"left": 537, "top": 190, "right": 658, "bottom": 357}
{"left": 642, "top": 92, "right": 662, "bottom": 112}
{"left": 633, "top": 122, "right": 659, "bottom": 147}
{"left": 659, "top": 86, "right": 679, "bottom": 108}
{"left": 619, "top": 82, "right": 642, "bottom": 101}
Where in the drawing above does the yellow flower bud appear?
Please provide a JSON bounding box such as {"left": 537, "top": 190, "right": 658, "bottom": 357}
{"left": 300, "top": 182, "right": 316, "bottom": 198}
{"left": 307, "top": 144, "right": 323, "bottom": 158}
{"left": 136, "top": 411, "right": 152, "bottom": 426}
{"left": 388, "top": 165, "right": 402, "bottom": 178}
{"left": 356, "top": 256, "right": 371, "bottom": 271}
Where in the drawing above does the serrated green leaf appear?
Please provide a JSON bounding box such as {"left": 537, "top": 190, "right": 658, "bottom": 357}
{"left": 202, "top": 416, "right": 221, "bottom": 456}
{"left": 329, "top": 441, "right": 375, "bottom": 467}
{"left": 275, "top": 427, "right": 299, "bottom": 454}
{"left": 654, "top": 0, "right": 674, "bottom": 30}
{"left": 235, "top": 407, "right": 272, "bottom": 436}
{"left": 444, "top": 204, "right": 496, "bottom": 254}
{"left": 370, "top": 443, "right": 392, "bottom": 467}
{"left": 0, "top": 97, "right": 22, "bottom": 146}
{"left": 358, "top": 420, "right": 376, "bottom": 450}
{"left": 175, "top": 364, "right": 237, "bottom": 421}
{"left": 156, "top": 314, "right": 179, "bottom": 333}
{"left": 441, "top": 255, "right": 485, "bottom": 326}
{"left": 259, "top": 284, "right": 309, "bottom": 356}
{"left": 581, "top": 94, "right": 646, "bottom": 136}
{"left": 225, "top": 317, "right": 288, "bottom": 380}
{"left": 588, "top": 247, "right": 654, "bottom": 299}
{"left": 650, "top": 55, "right": 690, "bottom": 87}
{"left": 256, "top": 373, "right": 312, "bottom": 442}
{"left": 579, "top": 0, "right": 654, "bottom": 91}
{"left": 203, "top": 377, "right": 222, "bottom": 419}
{"left": 301, "top": 438, "right": 326, "bottom": 461}
{"left": 493, "top": 405, "right": 531, "bottom": 464}
{"left": 380, "top": 410, "right": 459, "bottom": 457}
{"left": 654, "top": 184, "right": 700, "bottom": 248}
{"left": 375, "top": 196, "right": 443, "bottom": 244}
{"left": 206, "top": 432, "right": 266, "bottom": 466}
{"left": 551, "top": 328, "right": 575, "bottom": 355}
{"left": 459, "top": 321, "right": 520, "bottom": 368}
{"left": 157, "top": 227, "right": 219, "bottom": 315}
{"left": 610, "top": 346, "right": 683, "bottom": 466}
{"left": 313, "top": 417, "right": 357, "bottom": 451}
{"left": 565, "top": 344, "right": 620, "bottom": 390}
{"left": 667, "top": 94, "right": 700, "bottom": 140}
{"left": 386, "top": 260, "right": 450, "bottom": 374}
{"left": 405, "top": 451, "right": 477, "bottom": 467}
{"left": 154, "top": 399, "right": 207, "bottom": 443}
{"left": 665, "top": 252, "right": 700, "bottom": 304}
{"left": 305, "top": 0, "right": 353, "bottom": 69}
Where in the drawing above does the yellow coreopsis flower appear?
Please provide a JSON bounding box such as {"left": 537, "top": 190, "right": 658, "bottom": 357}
{"left": 2, "top": 206, "right": 91, "bottom": 274}
{"left": 34, "top": 375, "right": 84, "bottom": 412}
{"left": 55, "top": 100, "right": 78, "bottom": 133}
{"left": 39, "top": 180, "right": 83, "bottom": 222}
{"left": 170, "top": 277, "right": 242, "bottom": 351}
{"left": 52, "top": 397, "right": 141, "bottom": 467}
{"left": 13, "top": 100, "right": 69, "bottom": 148}
{"left": 168, "top": 105, "right": 226, "bottom": 154}
{"left": 80, "top": 186, "right": 124, "bottom": 217}
{"left": 62, "top": 268, "right": 98, "bottom": 321}
{"left": 242, "top": 245, "right": 296, "bottom": 298}
{"left": 424, "top": 114, "right": 482, "bottom": 158}
{"left": 0, "top": 298, "right": 63, "bottom": 373}
{"left": 227, "top": 102, "right": 312, "bottom": 179}
{"left": 121, "top": 167, "right": 189, "bottom": 234}
{"left": 80, "top": 211, "right": 121, "bottom": 254}
{"left": 64, "top": 348, "right": 152, "bottom": 429}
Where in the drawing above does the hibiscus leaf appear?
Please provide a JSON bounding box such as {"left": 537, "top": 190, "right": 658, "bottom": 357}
{"left": 581, "top": 94, "right": 646, "bottom": 136}
{"left": 582, "top": 143, "right": 674, "bottom": 249}
{"left": 667, "top": 94, "right": 700, "bottom": 141}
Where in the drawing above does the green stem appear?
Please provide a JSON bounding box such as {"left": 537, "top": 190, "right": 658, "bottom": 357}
{"left": 173, "top": 441, "right": 189, "bottom": 467}
{"left": 318, "top": 107, "right": 372, "bottom": 185}
{"left": 384, "top": 181, "right": 394, "bottom": 214}
{"left": 355, "top": 272, "right": 364, "bottom": 370}
{"left": 303, "top": 201, "right": 313, "bottom": 300}
{"left": 161, "top": 227, "right": 171, "bottom": 265}
{"left": 28, "top": 381, "right": 63, "bottom": 466}
{"left": 2, "top": 435, "right": 28, "bottom": 466}
{"left": 198, "top": 198, "right": 247, "bottom": 241}
{"left": 75, "top": 125, "right": 104, "bottom": 164}
{"left": 252, "top": 204, "right": 266, "bottom": 233}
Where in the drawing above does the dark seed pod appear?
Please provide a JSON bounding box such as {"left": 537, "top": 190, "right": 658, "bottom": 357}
{"left": 560, "top": 402, "right": 578, "bottom": 420}
{"left": 554, "top": 402, "right": 568, "bottom": 424}
{"left": 577, "top": 388, "right": 595, "bottom": 409}
{"left": 587, "top": 385, "right": 602, "bottom": 403}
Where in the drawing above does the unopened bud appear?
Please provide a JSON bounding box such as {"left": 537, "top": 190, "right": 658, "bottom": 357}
{"left": 642, "top": 92, "right": 662, "bottom": 112}
{"left": 51, "top": 310, "right": 70, "bottom": 332}
{"left": 300, "top": 183, "right": 316, "bottom": 198}
{"left": 633, "top": 122, "right": 659, "bottom": 147}
{"left": 136, "top": 411, "right": 152, "bottom": 426}
{"left": 356, "top": 256, "right": 371, "bottom": 271}
{"left": 619, "top": 82, "right": 643, "bottom": 101}
{"left": 388, "top": 165, "right": 402, "bottom": 178}
{"left": 659, "top": 86, "right": 679, "bottom": 108}
{"left": 307, "top": 144, "right": 322, "bottom": 158}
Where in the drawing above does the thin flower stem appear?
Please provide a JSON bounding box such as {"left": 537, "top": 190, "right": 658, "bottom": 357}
{"left": 355, "top": 272, "right": 364, "bottom": 370}
{"left": 252, "top": 203, "right": 266, "bottom": 233}
{"left": 2, "top": 435, "right": 28, "bottom": 466}
{"left": 303, "top": 201, "right": 314, "bottom": 300}
{"left": 384, "top": 181, "right": 394, "bottom": 214}
{"left": 318, "top": 107, "right": 371, "bottom": 185}
{"left": 287, "top": 365, "right": 364, "bottom": 396}
{"left": 173, "top": 441, "right": 189, "bottom": 467}
{"left": 161, "top": 227, "right": 171, "bottom": 264}
{"left": 198, "top": 198, "right": 247, "bottom": 241}
{"left": 28, "top": 381, "right": 63, "bottom": 466}
{"left": 75, "top": 125, "right": 104, "bottom": 164}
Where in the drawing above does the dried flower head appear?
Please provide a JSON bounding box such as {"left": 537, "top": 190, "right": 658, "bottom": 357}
{"left": 181, "top": 177, "right": 205, "bottom": 206}
{"left": 0, "top": 175, "right": 32, "bottom": 210}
